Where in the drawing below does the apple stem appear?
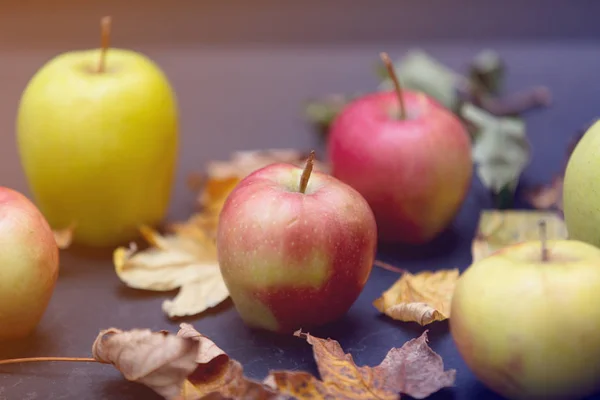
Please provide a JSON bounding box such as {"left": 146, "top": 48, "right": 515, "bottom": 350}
{"left": 0, "top": 356, "right": 98, "bottom": 366}
{"left": 539, "top": 220, "right": 549, "bottom": 262}
{"left": 380, "top": 52, "right": 407, "bottom": 120}
{"left": 97, "top": 16, "right": 112, "bottom": 74}
{"left": 299, "top": 150, "right": 316, "bottom": 194}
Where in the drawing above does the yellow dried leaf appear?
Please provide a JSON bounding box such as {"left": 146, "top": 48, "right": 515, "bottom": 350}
{"left": 52, "top": 223, "right": 76, "bottom": 249}
{"left": 472, "top": 209, "right": 568, "bottom": 262}
{"left": 264, "top": 330, "right": 456, "bottom": 399}
{"left": 113, "top": 226, "right": 228, "bottom": 318}
{"left": 373, "top": 269, "right": 459, "bottom": 326}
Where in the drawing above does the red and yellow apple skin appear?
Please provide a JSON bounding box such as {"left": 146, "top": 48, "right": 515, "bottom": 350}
{"left": 0, "top": 187, "right": 59, "bottom": 341}
{"left": 216, "top": 163, "right": 377, "bottom": 333}
{"left": 450, "top": 240, "right": 600, "bottom": 400}
{"left": 327, "top": 90, "right": 473, "bottom": 244}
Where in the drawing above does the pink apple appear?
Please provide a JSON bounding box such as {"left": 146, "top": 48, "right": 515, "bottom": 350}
{"left": 327, "top": 89, "right": 473, "bottom": 244}
{"left": 0, "top": 187, "right": 59, "bottom": 340}
{"left": 216, "top": 155, "right": 377, "bottom": 333}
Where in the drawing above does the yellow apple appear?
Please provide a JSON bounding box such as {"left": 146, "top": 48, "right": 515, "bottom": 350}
{"left": 450, "top": 238, "right": 600, "bottom": 400}
{"left": 563, "top": 119, "right": 600, "bottom": 248}
{"left": 16, "top": 22, "right": 178, "bottom": 248}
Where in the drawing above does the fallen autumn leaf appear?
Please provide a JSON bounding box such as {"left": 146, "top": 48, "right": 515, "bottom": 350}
{"left": 92, "top": 326, "right": 200, "bottom": 400}
{"left": 373, "top": 269, "right": 460, "bottom": 326}
{"left": 113, "top": 225, "right": 228, "bottom": 318}
{"left": 93, "top": 324, "right": 286, "bottom": 400}
{"left": 264, "top": 329, "right": 456, "bottom": 400}
{"left": 471, "top": 209, "right": 568, "bottom": 262}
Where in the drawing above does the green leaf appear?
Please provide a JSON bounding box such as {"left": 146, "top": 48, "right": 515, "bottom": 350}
{"left": 468, "top": 49, "right": 505, "bottom": 96}
{"left": 377, "top": 49, "right": 463, "bottom": 110}
{"left": 304, "top": 94, "right": 359, "bottom": 137}
{"left": 461, "top": 103, "right": 530, "bottom": 194}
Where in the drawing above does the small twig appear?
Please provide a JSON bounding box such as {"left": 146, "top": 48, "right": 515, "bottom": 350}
{"left": 0, "top": 357, "right": 98, "bottom": 366}
{"left": 374, "top": 259, "right": 407, "bottom": 274}
{"left": 299, "top": 150, "right": 315, "bottom": 194}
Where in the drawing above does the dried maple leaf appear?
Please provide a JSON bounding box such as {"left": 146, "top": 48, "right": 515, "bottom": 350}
{"left": 373, "top": 269, "right": 460, "bottom": 326}
{"left": 471, "top": 209, "right": 568, "bottom": 262}
{"left": 264, "top": 330, "right": 455, "bottom": 400}
{"left": 52, "top": 223, "right": 76, "bottom": 249}
{"left": 113, "top": 225, "right": 228, "bottom": 318}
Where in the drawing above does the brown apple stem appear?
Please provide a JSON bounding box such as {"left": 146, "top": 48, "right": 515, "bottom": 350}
{"left": 0, "top": 356, "right": 98, "bottom": 366}
{"left": 97, "top": 16, "right": 112, "bottom": 73}
{"left": 380, "top": 52, "right": 407, "bottom": 120}
{"left": 299, "top": 150, "right": 315, "bottom": 194}
{"left": 539, "top": 220, "right": 549, "bottom": 262}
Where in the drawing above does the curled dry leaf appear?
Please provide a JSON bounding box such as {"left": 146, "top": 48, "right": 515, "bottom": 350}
{"left": 93, "top": 323, "right": 282, "bottom": 400}
{"left": 472, "top": 209, "right": 568, "bottom": 262}
{"left": 264, "top": 329, "right": 455, "bottom": 400}
{"left": 52, "top": 223, "right": 76, "bottom": 249}
{"left": 113, "top": 225, "right": 228, "bottom": 318}
{"left": 373, "top": 269, "right": 460, "bottom": 326}
{"left": 92, "top": 326, "right": 200, "bottom": 400}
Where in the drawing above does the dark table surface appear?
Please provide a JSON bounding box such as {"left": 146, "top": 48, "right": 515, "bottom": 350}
{"left": 2, "top": 37, "right": 600, "bottom": 399}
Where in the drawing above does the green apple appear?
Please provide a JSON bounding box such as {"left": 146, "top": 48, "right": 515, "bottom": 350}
{"left": 16, "top": 18, "right": 178, "bottom": 248}
{"left": 450, "top": 237, "right": 600, "bottom": 400}
{"left": 563, "top": 119, "right": 600, "bottom": 247}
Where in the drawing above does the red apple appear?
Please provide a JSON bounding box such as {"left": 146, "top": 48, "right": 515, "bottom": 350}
{"left": 327, "top": 61, "right": 473, "bottom": 244}
{"left": 216, "top": 153, "right": 377, "bottom": 333}
{"left": 0, "top": 187, "right": 59, "bottom": 341}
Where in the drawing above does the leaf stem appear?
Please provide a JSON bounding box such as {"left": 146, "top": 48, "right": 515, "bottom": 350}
{"left": 299, "top": 150, "right": 315, "bottom": 194}
{"left": 0, "top": 356, "right": 98, "bottom": 366}
{"left": 380, "top": 52, "right": 407, "bottom": 120}
{"left": 539, "top": 220, "right": 549, "bottom": 262}
{"left": 97, "top": 16, "right": 112, "bottom": 73}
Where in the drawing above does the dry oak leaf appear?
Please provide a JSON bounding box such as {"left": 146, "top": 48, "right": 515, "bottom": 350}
{"left": 471, "top": 209, "right": 568, "bottom": 262}
{"left": 113, "top": 225, "right": 228, "bottom": 318}
{"left": 373, "top": 269, "right": 460, "bottom": 325}
{"left": 263, "top": 329, "right": 455, "bottom": 400}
